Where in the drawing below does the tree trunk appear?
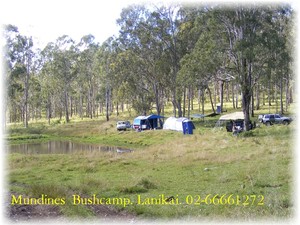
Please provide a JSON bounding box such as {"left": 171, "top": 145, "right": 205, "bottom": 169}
{"left": 268, "top": 78, "right": 272, "bottom": 106}
{"left": 105, "top": 86, "right": 110, "bottom": 121}
{"left": 89, "top": 87, "right": 93, "bottom": 119}
{"left": 251, "top": 89, "right": 254, "bottom": 117}
{"left": 232, "top": 82, "right": 235, "bottom": 109}
{"left": 235, "top": 84, "right": 239, "bottom": 109}
{"left": 289, "top": 85, "right": 293, "bottom": 104}
{"left": 275, "top": 84, "right": 278, "bottom": 113}
{"left": 177, "top": 98, "right": 183, "bottom": 117}
{"left": 116, "top": 101, "right": 119, "bottom": 116}
{"left": 172, "top": 95, "right": 177, "bottom": 117}
{"left": 187, "top": 86, "right": 191, "bottom": 119}
{"left": 198, "top": 89, "right": 201, "bottom": 112}
{"left": 255, "top": 84, "right": 260, "bottom": 110}
{"left": 24, "top": 63, "right": 30, "bottom": 128}
{"left": 285, "top": 77, "right": 289, "bottom": 112}
{"left": 213, "top": 82, "right": 217, "bottom": 106}
{"left": 241, "top": 59, "right": 252, "bottom": 131}
{"left": 153, "top": 83, "right": 161, "bottom": 115}
{"left": 47, "top": 95, "right": 51, "bottom": 125}
{"left": 70, "top": 96, "right": 73, "bottom": 118}
{"left": 219, "top": 80, "right": 224, "bottom": 113}
{"left": 242, "top": 91, "right": 251, "bottom": 131}
{"left": 183, "top": 87, "right": 186, "bottom": 117}
{"left": 207, "top": 86, "right": 215, "bottom": 113}
{"left": 262, "top": 88, "right": 265, "bottom": 106}
{"left": 226, "top": 82, "right": 230, "bottom": 102}
{"left": 64, "top": 88, "right": 70, "bottom": 123}
{"left": 191, "top": 88, "right": 194, "bottom": 111}
{"left": 280, "top": 76, "right": 284, "bottom": 114}
{"left": 80, "top": 93, "right": 83, "bottom": 120}
{"left": 201, "top": 89, "right": 205, "bottom": 116}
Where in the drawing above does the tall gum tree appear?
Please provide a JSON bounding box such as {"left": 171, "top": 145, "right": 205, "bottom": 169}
{"left": 117, "top": 4, "right": 187, "bottom": 116}
{"left": 214, "top": 5, "right": 292, "bottom": 130}
{"left": 51, "top": 35, "right": 77, "bottom": 123}
{"left": 4, "top": 25, "right": 34, "bottom": 127}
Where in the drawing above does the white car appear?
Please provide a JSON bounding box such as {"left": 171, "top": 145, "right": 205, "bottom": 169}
{"left": 116, "top": 121, "right": 131, "bottom": 131}
{"left": 260, "top": 114, "right": 292, "bottom": 125}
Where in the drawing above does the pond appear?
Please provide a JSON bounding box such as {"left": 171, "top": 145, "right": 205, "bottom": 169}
{"left": 7, "top": 141, "right": 133, "bottom": 155}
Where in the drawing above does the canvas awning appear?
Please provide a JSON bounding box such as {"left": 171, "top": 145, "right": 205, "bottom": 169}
{"left": 219, "top": 112, "right": 244, "bottom": 120}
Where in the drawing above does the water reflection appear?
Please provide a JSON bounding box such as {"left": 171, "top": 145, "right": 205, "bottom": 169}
{"left": 8, "top": 141, "right": 133, "bottom": 155}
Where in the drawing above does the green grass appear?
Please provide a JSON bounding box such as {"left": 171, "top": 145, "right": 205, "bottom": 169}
{"left": 6, "top": 103, "right": 295, "bottom": 221}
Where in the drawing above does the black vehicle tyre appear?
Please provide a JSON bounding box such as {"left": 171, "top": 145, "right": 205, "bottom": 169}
{"left": 266, "top": 121, "right": 271, "bottom": 126}
{"left": 283, "top": 120, "right": 289, "bottom": 125}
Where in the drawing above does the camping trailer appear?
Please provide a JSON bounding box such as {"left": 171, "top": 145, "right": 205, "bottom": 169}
{"left": 163, "top": 117, "right": 195, "bottom": 134}
{"left": 133, "top": 114, "right": 164, "bottom": 130}
{"left": 216, "top": 112, "right": 254, "bottom": 132}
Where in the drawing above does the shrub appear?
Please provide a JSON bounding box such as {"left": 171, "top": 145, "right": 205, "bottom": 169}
{"left": 137, "top": 178, "right": 157, "bottom": 189}
{"left": 120, "top": 186, "right": 148, "bottom": 194}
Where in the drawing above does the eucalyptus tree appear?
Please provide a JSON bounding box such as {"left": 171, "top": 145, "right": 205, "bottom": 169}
{"left": 283, "top": 7, "right": 295, "bottom": 111}
{"left": 39, "top": 42, "right": 61, "bottom": 124}
{"left": 151, "top": 4, "right": 188, "bottom": 117}
{"left": 214, "top": 5, "right": 292, "bottom": 130}
{"left": 241, "top": 6, "right": 294, "bottom": 116}
{"left": 108, "top": 47, "right": 144, "bottom": 115}
{"left": 44, "top": 35, "right": 78, "bottom": 123}
{"left": 4, "top": 25, "right": 34, "bottom": 127}
{"left": 3, "top": 25, "right": 19, "bottom": 123}
{"left": 94, "top": 37, "right": 119, "bottom": 121}
{"left": 77, "top": 34, "right": 99, "bottom": 119}
{"left": 116, "top": 5, "right": 162, "bottom": 115}
{"left": 176, "top": 6, "right": 206, "bottom": 117}
{"left": 179, "top": 7, "right": 228, "bottom": 115}
{"left": 116, "top": 4, "right": 192, "bottom": 116}
{"left": 269, "top": 6, "right": 294, "bottom": 114}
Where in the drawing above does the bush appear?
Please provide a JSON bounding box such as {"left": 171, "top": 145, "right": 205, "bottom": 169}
{"left": 120, "top": 186, "right": 148, "bottom": 194}
{"left": 137, "top": 178, "right": 157, "bottom": 189}
{"left": 238, "top": 130, "right": 255, "bottom": 137}
{"left": 120, "top": 178, "right": 157, "bottom": 194}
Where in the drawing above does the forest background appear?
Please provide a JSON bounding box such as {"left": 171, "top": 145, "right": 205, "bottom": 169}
{"left": 2, "top": 2, "right": 295, "bottom": 129}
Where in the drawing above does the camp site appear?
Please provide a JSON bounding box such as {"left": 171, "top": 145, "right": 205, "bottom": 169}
{"left": 4, "top": 2, "right": 295, "bottom": 223}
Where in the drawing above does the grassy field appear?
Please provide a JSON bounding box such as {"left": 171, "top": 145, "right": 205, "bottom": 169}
{"left": 6, "top": 103, "right": 296, "bottom": 222}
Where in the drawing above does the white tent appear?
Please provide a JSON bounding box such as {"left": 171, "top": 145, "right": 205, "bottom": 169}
{"left": 163, "top": 117, "right": 194, "bottom": 132}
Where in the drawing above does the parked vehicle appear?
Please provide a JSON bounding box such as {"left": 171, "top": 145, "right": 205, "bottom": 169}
{"left": 217, "top": 112, "right": 254, "bottom": 133}
{"left": 116, "top": 121, "right": 131, "bottom": 131}
{"left": 225, "top": 119, "right": 254, "bottom": 132}
{"left": 259, "top": 114, "right": 292, "bottom": 125}
{"left": 258, "top": 114, "right": 264, "bottom": 123}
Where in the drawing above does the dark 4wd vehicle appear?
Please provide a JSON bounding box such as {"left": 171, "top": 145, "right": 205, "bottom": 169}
{"left": 260, "top": 114, "right": 292, "bottom": 126}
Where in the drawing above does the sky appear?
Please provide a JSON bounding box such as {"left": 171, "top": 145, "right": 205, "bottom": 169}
{"left": 0, "top": 0, "right": 195, "bottom": 49}
{"left": 1, "top": 0, "right": 299, "bottom": 50}
{"left": 0, "top": 0, "right": 142, "bottom": 49}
